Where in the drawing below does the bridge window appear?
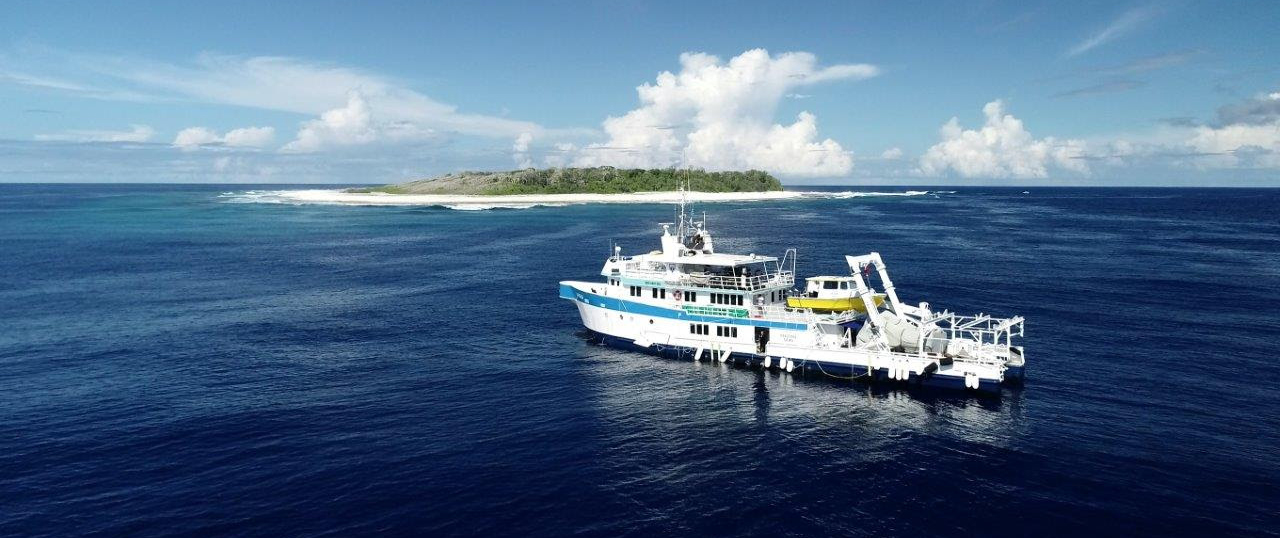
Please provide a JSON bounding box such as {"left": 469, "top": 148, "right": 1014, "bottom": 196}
{"left": 824, "top": 281, "right": 839, "bottom": 290}
{"left": 709, "top": 293, "right": 743, "bottom": 306}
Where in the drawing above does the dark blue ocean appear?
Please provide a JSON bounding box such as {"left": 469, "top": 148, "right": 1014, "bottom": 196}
{"left": 1, "top": 184, "right": 1278, "bottom": 537}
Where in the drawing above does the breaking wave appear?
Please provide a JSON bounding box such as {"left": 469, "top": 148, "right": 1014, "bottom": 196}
{"left": 218, "top": 189, "right": 936, "bottom": 210}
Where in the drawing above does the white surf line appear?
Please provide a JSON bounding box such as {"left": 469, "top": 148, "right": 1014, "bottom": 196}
{"left": 221, "top": 189, "right": 931, "bottom": 207}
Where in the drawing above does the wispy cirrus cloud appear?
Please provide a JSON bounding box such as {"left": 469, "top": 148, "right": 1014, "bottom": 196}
{"left": 1094, "top": 49, "right": 1202, "bottom": 75}
{"left": 1043, "top": 49, "right": 1199, "bottom": 99}
{"left": 1065, "top": 4, "right": 1162, "bottom": 58}
{"left": 1, "top": 46, "right": 563, "bottom": 153}
{"left": 34, "top": 124, "right": 155, "bottom": 143}
{"left": 1052, "top": 79, "right": 1146, "bottom": 99}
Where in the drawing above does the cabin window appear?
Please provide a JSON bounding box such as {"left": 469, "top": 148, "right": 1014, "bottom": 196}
{"left": 629, "top": 285, "right": 641, "bottom": 297}
{"left": 840, "top": 282, "right": 849, "bottom": 290}
{"left": 660, "top": 288, "right": 667, "bottom": 299}
{"left": 686, "top": 291, "right": 697, "bottom": 302}
{"left": 732, "top": 327, "right": 738, "bottom": 338}
{"left": 716, "top": 326, "right": 722, "bottom": 337}
{"left": 690, "top": 323, "right": 708, "bottom": 335}
{"left": 824, "top": 281, "right": 839, "bottom": 290}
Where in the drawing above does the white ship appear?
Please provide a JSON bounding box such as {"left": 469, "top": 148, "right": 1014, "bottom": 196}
{"left": 559, "top": 194, "right": 1026, "bottom": 393}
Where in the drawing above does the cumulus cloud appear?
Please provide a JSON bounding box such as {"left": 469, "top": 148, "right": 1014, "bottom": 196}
{"left": 1184, "top": 91, "right": 1280, "bottom": 168}
{"left": 880, "top": 147, "right": 904, "bottom": 160}
{"left": 34, "top": 124, "right": 155, "bottom": 143}
{"left": 512, "top": 132, "right": 534, "bottom": 168}
{"left": 173, "top": 125, "right": 274, "bottom": 150}
{"left": 572, "top": 49, "right": 877, "bottom": 176}
{"left": 542, "top": 142, "right": 577, "bottom": 168}
{"left": 920, "top": 100, "right": 1087, "bottom": 178}
{"left": 281, "top": 92, "right": 381, "bottom": 152}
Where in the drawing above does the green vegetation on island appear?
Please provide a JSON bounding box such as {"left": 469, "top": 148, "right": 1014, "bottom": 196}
{"left": 347, "top": 167, "right": 784, "bottom": 195}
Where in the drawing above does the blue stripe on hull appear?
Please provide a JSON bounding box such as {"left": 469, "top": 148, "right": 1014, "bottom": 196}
{"left": 586, "top": 331, "right": 1003, "bottom": 394}
{"left": 560, "top": 282, "right": 808, "bottom": 331}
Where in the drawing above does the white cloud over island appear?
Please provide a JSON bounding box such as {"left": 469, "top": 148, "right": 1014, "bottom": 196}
{"left": 920, "top": 100, "right": 1087, "bottom": 179}
{"left": 174, "top": 125, "right": 275, "bottom": 150}
{"left": 569, "top": 49, "right": 877, "bottom": 176}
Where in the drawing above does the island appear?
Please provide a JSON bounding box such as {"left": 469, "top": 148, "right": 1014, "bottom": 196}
{"left": 346, "top": 167, "right": 784, "bottom": 195}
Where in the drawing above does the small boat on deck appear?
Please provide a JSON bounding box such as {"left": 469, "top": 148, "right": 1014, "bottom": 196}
{"left": 786, "top": 276, "right": 886, "bottom": 313}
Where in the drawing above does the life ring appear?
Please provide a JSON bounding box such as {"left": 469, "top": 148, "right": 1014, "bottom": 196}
{"left": 673, "top": 290, "right": 683, "bottom": 301}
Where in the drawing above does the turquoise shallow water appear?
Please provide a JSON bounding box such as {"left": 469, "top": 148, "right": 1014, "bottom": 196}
{"left": 1, "top": 184, "right": 1278, "bottom": 537}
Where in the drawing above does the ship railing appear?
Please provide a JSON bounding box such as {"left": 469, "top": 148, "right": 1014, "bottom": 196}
{"left": 623, "top": 265, "right": 794, "bottom": 291}
{"left": 924, "top": 311, "right": 1025, "bottom": 348}
{"left": 679, "top": 302, "right": 843, "bottom": 323}
{"left": 747, "top": 303, "right": 853, "bottom": 323}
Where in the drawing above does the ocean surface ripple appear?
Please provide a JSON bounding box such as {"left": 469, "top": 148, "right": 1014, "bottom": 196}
{"left": 1, "top": 184, "right": 1278, "bottom": 537}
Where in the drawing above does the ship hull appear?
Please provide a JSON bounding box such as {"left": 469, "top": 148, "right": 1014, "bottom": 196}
{"left": 584, "top": 331, "right": 1002, "bottom": 393}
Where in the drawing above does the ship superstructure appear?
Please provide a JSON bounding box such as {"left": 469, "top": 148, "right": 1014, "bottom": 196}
{"left": 558, "top": 193, "right": 1025, "bottom": 392}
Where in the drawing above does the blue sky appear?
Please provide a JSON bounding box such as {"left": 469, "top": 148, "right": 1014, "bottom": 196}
{"left": 2, "top": 0, "right": 1278, "bottom": 185}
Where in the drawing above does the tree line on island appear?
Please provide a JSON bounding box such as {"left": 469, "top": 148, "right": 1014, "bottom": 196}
{"left": 348, "top": 167, "right": 785, "bottom": 195}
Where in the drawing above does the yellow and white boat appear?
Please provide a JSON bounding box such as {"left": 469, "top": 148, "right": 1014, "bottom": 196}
{"left": 787, "top": 276, "right": 885, "bottom": 312}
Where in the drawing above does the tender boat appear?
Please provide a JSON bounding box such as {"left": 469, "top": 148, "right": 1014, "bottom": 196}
{"left": 786, "top": 276, "right": 885, "bottom": 313}
{"left": 558, "top": 192, "right": 1026, "bottom": 393}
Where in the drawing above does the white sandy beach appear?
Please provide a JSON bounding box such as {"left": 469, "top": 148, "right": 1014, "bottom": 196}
{"left": 223, "top": 189, "right": 930, "bottom": 209}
